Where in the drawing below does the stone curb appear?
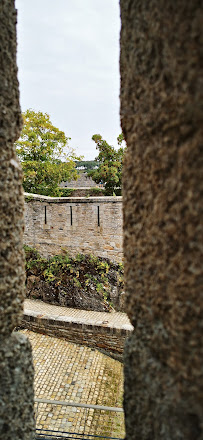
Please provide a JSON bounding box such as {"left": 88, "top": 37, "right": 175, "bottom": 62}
{"left": 21, "top": 305, "right": 133, "bottom": 362}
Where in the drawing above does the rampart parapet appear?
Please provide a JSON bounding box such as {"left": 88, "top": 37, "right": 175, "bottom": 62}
{"left": 24, "top": 193, "right": 123, "bottom": 262}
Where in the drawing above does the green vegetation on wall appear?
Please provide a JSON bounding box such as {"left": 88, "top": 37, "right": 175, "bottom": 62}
{"left": 24, "top": 246, "right": 124, "bottom": 312}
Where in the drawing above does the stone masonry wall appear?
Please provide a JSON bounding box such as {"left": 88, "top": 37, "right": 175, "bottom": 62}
{"left": 21, "top": 309, "right": 133, "bottom": 362}
{"left": 120, "top": 1, "right": 203, "bottom": 439}
{"left": 61, "top": 172, "right": 101, "bottom": 188}
{"left": 24, "top": 193, "right": 123, "bottom": 262}
{"left": 0, "top": 1, "right": 35, "bottom": 439}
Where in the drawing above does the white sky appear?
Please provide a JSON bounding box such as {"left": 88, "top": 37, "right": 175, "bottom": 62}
{"left": 15, "top": 0, "right": 121, "bottom": 160}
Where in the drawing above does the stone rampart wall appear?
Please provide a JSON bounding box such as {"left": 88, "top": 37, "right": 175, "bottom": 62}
{"left": 24, "top": 194, "right": 123, "bottom": 262}
{"left": 61, "top": 172, "right": 100, "bottom": 188}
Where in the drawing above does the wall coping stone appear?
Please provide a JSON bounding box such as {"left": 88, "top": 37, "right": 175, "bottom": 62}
{"left": 24, "top": 192, "right": 122, "bottom": 204}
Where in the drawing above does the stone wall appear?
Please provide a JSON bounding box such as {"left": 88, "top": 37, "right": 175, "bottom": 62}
{"left": 2, "top": 1, "right": 202, "bottom": 439}
{"left": 0, "top": 1, "right": 35, "bottom": 438}
{"left": 60, "top": 188, "right": 105, "bottom": 197}
{"left": 120, "top": 0, "right": 203, "bottom": 439}
{"left": 24, "top": 193, "right": 123, "bottom": 262}
{"left": 20, "top": 306, "right": 133, "bottom": 362}
{"left": 61, "top": 171, "right": 101, "bottom": 188}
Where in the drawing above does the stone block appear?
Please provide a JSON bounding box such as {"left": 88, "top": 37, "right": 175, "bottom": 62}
{"left": 120, "top": 0, "right": 203, "bottom": 438}
{"left": 0, "top": 0, "right": 25, "bottom": 336}
{"left": 124, "top": 335, "right": 203, "bottom": 440}
{"left": 0, "top": 332, "right": 35, "bottom": 439}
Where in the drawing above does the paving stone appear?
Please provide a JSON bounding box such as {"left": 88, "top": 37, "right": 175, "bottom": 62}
{"left": 20, "top": 329, "right": 125, "bottom": 437}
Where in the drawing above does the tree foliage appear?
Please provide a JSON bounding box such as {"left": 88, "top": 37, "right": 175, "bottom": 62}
{"left": 88, "top": 134, "right": 125, "bottom": 195}
{"left": 15, "top": 109, "right": 80, "bottom": 196}
{"left": 75, "top": 160, "right": 97, "bottom": 170}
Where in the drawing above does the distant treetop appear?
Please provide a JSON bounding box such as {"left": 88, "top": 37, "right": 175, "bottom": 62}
{"left": 75, "top": 160, "right": 97, "bottom": 170}
{"left": 15, "top": 109, "right": 80, "bottom": 196}
{"left": 88, "top": 134, "right": 125, "bottom": 196}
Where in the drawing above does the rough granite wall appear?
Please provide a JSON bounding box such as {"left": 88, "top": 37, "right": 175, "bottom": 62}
{"left": 120, "top": 1, "right": 203, "bottom": 439}
{"left": 0, "top": 1, "right": 35, "bottom": 438}
{"left": 24, "top": 194, "right": 123, "bottom": 262}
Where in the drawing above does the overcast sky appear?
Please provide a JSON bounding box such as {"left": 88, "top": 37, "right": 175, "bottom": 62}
{"left": 15, "top": 0, "right": 121, "bottom": 160}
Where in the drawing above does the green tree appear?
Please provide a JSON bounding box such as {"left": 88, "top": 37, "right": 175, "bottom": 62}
{"left": 15, "top": 109, "right": 80, "bottom": 196}
{"left": 88, "top": 134, "right": 125, "bottom": 195}
{"left": 75, "top": 160, "right": 97, "bottom": 170}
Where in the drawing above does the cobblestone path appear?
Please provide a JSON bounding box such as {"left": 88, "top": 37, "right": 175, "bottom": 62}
{"left": 21, "top": 329, "right": 125, "bottom": 437}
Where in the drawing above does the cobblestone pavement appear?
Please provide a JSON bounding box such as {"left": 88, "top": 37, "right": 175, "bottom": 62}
{"left": 20, "top": 329, "right": 125, "bottom": 437}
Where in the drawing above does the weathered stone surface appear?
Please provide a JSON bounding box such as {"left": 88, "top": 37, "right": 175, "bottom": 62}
{"left": 120, "top": 0, "right": 203, "bottom": 438}
{"left": 0, "top": 2, "right": 35, "bottom": 438}
{"left": 21, "top": 329, "right": 125, "bottom": 436}
{"left": 21, "top": 312, "right": 130, "bottom": 362}
{"left": 0, "top": 0, "right": 25, "bottom": 335}
{"left": 24, "top": 194, "right": 123, "bottom": 262}
{"left": 124, "top": 335, "right": 202, "bottom": 439}
{"left": 0, "top": 332, "right": 35, "bottom": 440}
